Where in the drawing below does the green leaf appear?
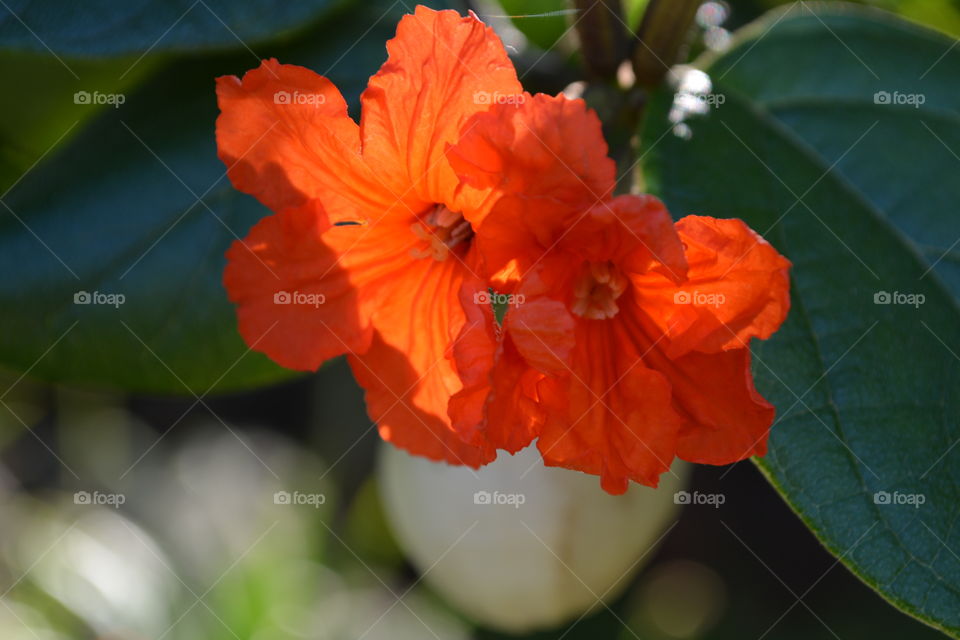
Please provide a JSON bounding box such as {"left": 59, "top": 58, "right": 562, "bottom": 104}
{"left": 495, "top": 0, "right": 571, "bottom": 51}
{"left": 865, "top": 0, "right": 960, "bottom": 38}
{"left": 0, "top": 1, "right": 417, "bottom": 393}
{"left": 0, "top": 0, "right": 343, "bottom": 57}
{"left": 624, "top": 0, "right": 650, "bottom": 31}
{"left": 0, "top": 52, "right": 156, "bottom": 190}
{"left": 641, "top": 4, "right": 960, "bottom": 636}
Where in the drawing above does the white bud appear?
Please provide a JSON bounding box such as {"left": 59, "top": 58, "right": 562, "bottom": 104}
{"left": 378, "top": 443, "right": 689, "bottom": 633}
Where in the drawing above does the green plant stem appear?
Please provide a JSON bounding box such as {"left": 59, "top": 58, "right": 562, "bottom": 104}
{"left": 572, "top": 0, "right": 628, "bottom": 79}
{"left": 631, "top": 0, "right": 700, "bottom": 86}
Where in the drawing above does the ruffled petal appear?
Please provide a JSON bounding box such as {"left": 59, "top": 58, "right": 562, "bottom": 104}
{"left": 656, "top": 347, "right": 775, "bottom": 464}
{"left": 482, "top": 337, "right": 545, "bottom": 453}
{"left": 449, "top": 93, "right": 616, "bottom": 272}
{"left": 223, "top": 207, "right": 372, "bottom": 370}
{"left": 449, "top": 274, "right": 544, "bottom": 453}
{"left": 447, "top": 274, "right": 499, "bottom": 446}
{"left": 450, "top": 93, "right": 614, "bottom": 214}
{"left": 360, "top": 6, "right": 521, "bottom": 215}
{"left": 535, "top": 313, "right": 684, "bottom": 493}
{"left": 348, "top": 254, "right": 497, "bottom": 467}
{"left": 216, "top": 59, "right": 401, "bottom": 222}
{"left": 632, "top": 216, "right": 791, "bottom": 359}
{"left": 563, "top": 195, "right": 688, "bottom": 282}
{"left": 504, "top": 263, "right": 576, "bottom": 376}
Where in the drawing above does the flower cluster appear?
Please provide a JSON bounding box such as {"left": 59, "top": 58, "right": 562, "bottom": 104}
{"left": 216, "top": 6, "right": 790, "bottom": 493}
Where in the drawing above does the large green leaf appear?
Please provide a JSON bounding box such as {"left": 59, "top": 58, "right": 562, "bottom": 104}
{"left": 0, "top": 0, "right": 342, "bottom": 56}
{"left": 641, "top": 3, "right": 960, "bottom": 636}
{"left": 0, "top": 1, "right": 424, "bottom": 393}
{"left": 0, "top": 53, "right": 158, "bottom": 191}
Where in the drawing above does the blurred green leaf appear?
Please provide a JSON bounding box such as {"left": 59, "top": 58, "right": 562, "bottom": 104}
{"left": 496, "top": 0, "right": 570, "bottom": 50}
{"left": 872, "top": 0, "right": 960, "bottom": 37}
{"left": 342, "top": 477, "right": 404, "bottom": 569}
{"left": 0, "top": 0, "right": 343, "bottom": 57}
{"left": 0, "top": 1, "right": 424, "bottom": 393}
{"left": 624, "top": 0, "right": 650, "bottom": 30}
{"left": 641, "top": 4, "right": 960, "bottom": 636}
{"left": 0, "top": 54, "right": 155, "bottom": 191}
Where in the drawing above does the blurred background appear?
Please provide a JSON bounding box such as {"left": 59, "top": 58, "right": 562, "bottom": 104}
{"left": 2, "top": 0, "right": 959, "bottom": 638}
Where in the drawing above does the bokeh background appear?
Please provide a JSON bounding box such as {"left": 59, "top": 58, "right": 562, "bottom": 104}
{"left": 2, "top": 0, "right": 959, "bottom": 638}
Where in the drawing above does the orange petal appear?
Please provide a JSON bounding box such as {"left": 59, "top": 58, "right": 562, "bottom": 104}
{"left": 657, "top": 347, "right": 775, "bottom": 464}
{"left": 360, "top": 6, "right": 521, "bottom": 215}
{"left": 223, "top": 207, "right": 372, "bottom": 370}
{"left": 449, "top": 275, "right": 544, "bottom": 453}
{"left": 500, "top": 196, "right": 683, "bottom": 378}
{"left": 633, "top": 215, "right": 791, "bottom": 359}
{"left": 563, "top": 195, "right": 688, "bottom": 282}
{"left": 505, "top": 263, "right": 576, "bottom": 376}
{"left": 482, "top": 336, "right": 545, "bottom": 453}
{"left": 535, "top": 315, "right": 684, "bottom": 493}
{"left": 448, "top": 274, "right": 499, "bottom": 446}
{"left": 449, "top": 93, "right": 616, "bottom": 271}
{"left": 319, "top": 214, "right": 425, "bottom": 320}
{"left": 216, "top": 59, "right": 401, "bottom": 222}
{"left": 348, "top": 254, "right": 497, "bottom": 468}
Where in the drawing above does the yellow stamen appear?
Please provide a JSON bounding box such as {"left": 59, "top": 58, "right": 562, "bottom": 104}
{"left": 410, "top": 204, "right": 474, "bottom": 261}
{"left": 572, "top": 261, "right": 629, "bottom": 319}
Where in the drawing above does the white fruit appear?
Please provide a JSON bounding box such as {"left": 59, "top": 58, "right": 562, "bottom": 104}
{"left": 378, "top": 443, "right": 690, "bottom": 633}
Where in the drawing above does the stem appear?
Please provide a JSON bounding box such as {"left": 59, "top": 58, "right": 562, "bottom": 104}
{"left": 572, "top": 0, "right": 628, "bottom": 80}
{"left": 631, "top": 0, "right": 700, "bottom": 87}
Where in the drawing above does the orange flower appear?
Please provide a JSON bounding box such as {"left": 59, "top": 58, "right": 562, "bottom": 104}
{"left": 217, "top": 5, "right": 791, "bottom": 493}
{"left": 216, "top": 6, "right": 523, "bottom": 467}
{"left": 447, "top": 95, "right": 791, "bottom": 493}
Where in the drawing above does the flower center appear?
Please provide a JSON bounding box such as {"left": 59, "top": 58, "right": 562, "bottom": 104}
{"left": 571, "top": 261, "right": 629, "bottom": 320}
{"left": 410, "top": 204, "right": 473, "bottom": 261}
